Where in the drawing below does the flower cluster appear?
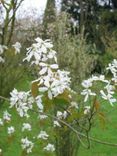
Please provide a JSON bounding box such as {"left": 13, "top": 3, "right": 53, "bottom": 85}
{"left": 38, "top": 69, "right": 71, "bottom": 99}
{"left": 8, "top": 126, "right": 15, "bottom": 135}
{"left": 84, "top": 106, "right": 91, "bottom": 115}
{"left": 24, "top": 37, "right": 71, "bottom": 100}
{"left": 22, "top": 123, "right": 32, "bottom": 132}
{"left": 0, "top": 110, "right": 12, "bottom": 128}
{"left": 10, "top": 89, "right": 34, "bottom": 117}
{"left": 100, "top": 82, "right": 116, "bottom": 106}
{"left": 81, "top": 74, "right": 116, "bottom": 105}
{"left": 37, "top": 130, "right": 49, "bottom": 140}
{"left": 21, "top": 137, "right": 34, "bottom": 153}
{"left": 43, "top": 143, "right": 55, "bottom": 152}
{"left": 12, "top": 42, "right": 21, "bottom": 54}
{"left": 53, "top": 111, "right": 68, "bottom": 128}
{"left": 35, "top": 95, "right": 43, "bottom": 112}
{"left": 23, "top": 37, "right": 55, "bottom": 65}
{"left": 107, "top": 59, "right": 117, "bottom": 84}
{"left": 81, "top": 77, "right": 97, "bottom": 102}
{"left": 3, "top": 110, "right": 11, "bottom": 122}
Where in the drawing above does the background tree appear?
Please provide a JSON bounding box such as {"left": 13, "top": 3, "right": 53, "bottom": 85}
{"left": 59, "top": 0, "right": 117, "bottom": 74}
{"left": 43, "top": 0, "right": 56, "bottom": 38}
{"left": 0, "top": 0, "right": 24, "bottom": 46}
{"left": 60, "top": 0, "right": 117, "bottom": 48}
{"left": 0, "top": 0, "right": 25, "bottom": 104}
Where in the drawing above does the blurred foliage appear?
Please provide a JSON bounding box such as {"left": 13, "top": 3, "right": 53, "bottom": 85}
{"left": 97, "top": 34, "right": 117, "bottom": 73}
{"left": 52, "top": 13, "right": 98, "bottom": 90}
{"left": 0, "top": 0, "right": 27, "bottom": 105}
{"left": 99, "top": 10, "right": 117, "bottom": 37}
{"left": 61, "top": 0, "right": 117, "bottom": 50}
{"left": 0, "top": 48, "right": 25, "bottom": 104}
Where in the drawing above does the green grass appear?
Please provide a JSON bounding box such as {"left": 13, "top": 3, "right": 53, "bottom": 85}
{"left": 0, "top": 102, "right": 54, "bottom": 156}
{"left": 78, "top": 103, "right": 117, "bottom": 156}
{"left": 0, "top": 77, "right": 117, "bottom": 156}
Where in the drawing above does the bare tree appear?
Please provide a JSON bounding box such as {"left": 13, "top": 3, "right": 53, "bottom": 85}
{"left": 0, "top": 0, "right": 24, "bottom": 45}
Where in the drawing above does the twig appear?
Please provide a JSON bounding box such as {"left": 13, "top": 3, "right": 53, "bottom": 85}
{"left": 31, "top": 109, "right": 117, "bottom": 147}
{"left": 0, "top": 96, "right": 9, "bottom": 101}
{"left": 0, "top": 95, "right": 117, "bottom": 147}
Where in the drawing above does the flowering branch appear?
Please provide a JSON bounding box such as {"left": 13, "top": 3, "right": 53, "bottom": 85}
{"left": 0, "top": 95, "right": 117, "bottom": 148}
{"left": 0, "top": 37, "right": 117, "bottom": 155}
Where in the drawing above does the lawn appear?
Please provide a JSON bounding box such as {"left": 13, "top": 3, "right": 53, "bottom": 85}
{"left": 78, "top": 103, "right": 117, "bottom": 156}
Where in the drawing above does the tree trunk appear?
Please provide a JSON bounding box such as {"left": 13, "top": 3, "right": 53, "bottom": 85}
{"left": 55, "top": 127, "right": 80, "bottom": 156}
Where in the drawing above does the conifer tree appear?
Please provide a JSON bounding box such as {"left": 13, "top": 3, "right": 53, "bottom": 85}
{"left": 43, "top": 0, "right": 56, "bottom": 38}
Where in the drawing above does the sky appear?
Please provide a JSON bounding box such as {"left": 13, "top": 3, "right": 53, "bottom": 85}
{"left": 17, "top": 0, "right": 61, "bottom": 19}
{"left": 17, "top": 0, "right": 47, "bottom": 18}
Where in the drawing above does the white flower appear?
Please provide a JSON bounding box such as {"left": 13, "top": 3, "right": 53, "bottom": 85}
{"left": 71, "top": 101, "right": 79, "bottom": 109}
{"left": 12, "top": 42, "right": 21, "bottom": 54}
{"left": 21, "top": 137, "right": 34, "bottom": 153}
{"left": 10, "top": 89, "right": 34, "bottom": 117}
{"left": 43, "top": 143, "right": 55, "bottom": 152}
{"left": 39, "top": 114, "right": 48, "bottom": 120}
{"left": 81, "top": 89, "right": 96, "bottom": 102}
{"left": 91, "top": 75, "right": 109, "bottom": 83}
{"left": 56, "top": 70, "right": 71, "bottom": 89}
{"left": 112, "top": 76, "right": 117, "bottom": 84}
{"left": 37, "top": 131, "right": 49, "bottom": 140}
{"left": 107, "top": 59, "right": 117, "bottom": 73}
{"left": 106, "top": 59, "right": 117, "bottom": 84}
{"left": 22, "top": 123, "right": 32, "bottom": 132}
{"left": 3, "top": 110, "right": 11, "bottom": 122}
{"left": 8, "top": 126, "right": 15, "bottom": 135}
{"left": 35, "top": 95, "right": 43, "bottom": 112}
{"left": 56, "top": 111, "right": 63, "bottom": 119}
{"left": 56, "top": 111, "right": 67, "bottom": 120}
{"left": 39, "top": 70, "right": 71, "bottom": 99}
{"left": 82, "top": 79, "right": 93, "bottom": 88}
{"left": 53, "top": 121, "right": 61, "bottom": 127}
{"left": 63, "top": 111, "right": 68, "bottom": 119}
{"left": 100, "top": 90, "right": 116, "bottom": 106}
{"left": 47, "top": 50, "right": 57, "bottom": 63}
{"left": 84, "top": 106, "right": 91, "bottom": 115}
{"left": 0, "top": 148, "right": 2, "bottom": 153}
{"left": 39, "top": 62, "right": 58, "bottom": 75}
{"left": 99, "top": 81, "right": 116, "bottom": 106}
{"left": 39, "top": 86, "right": 52, "bottom": 99}
{"left": 35, "top": 37, "right": 53, "bottom": 49}
{"left": 23, "top": 37, "right": 55, "bottom": 65}
{"left": 0, "top": 118, "right": 3, "bottom": 126}
{"left": 105, "top": 83, "right": 115, "bottom": 95}
{"left": 0, "top": 45, "right": 7, "bottom": 54}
